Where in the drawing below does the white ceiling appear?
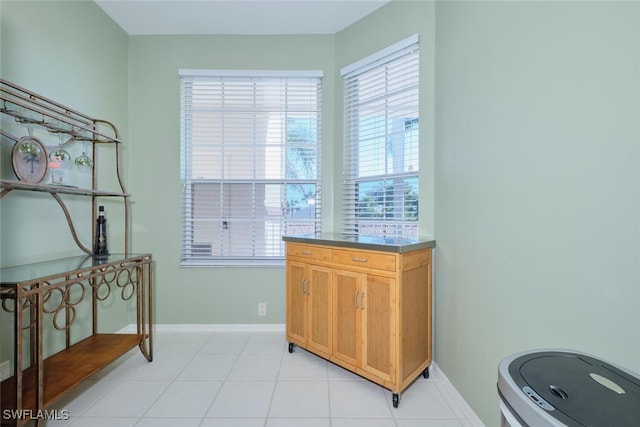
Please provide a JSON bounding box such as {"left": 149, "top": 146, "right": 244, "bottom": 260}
{"left": 95, "top": 0, "right": 390, "bottom": 35}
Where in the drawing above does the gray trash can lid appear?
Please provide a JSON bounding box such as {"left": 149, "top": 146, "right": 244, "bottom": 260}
{"left": 504, "top": 350, "right": 640, "bottom": 426}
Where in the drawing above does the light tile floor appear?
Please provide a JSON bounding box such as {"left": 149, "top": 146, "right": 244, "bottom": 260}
{"left": 40, "top": 331, "right": 482, "bottom": 427}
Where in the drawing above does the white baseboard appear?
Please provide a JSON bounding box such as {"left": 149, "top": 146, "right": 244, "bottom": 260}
{"left": 119, "top": 323, "right": 483, "bottom": 425}
{"left": 118, "top": 323, "right": 286, "bottom": 333}
{"left": 154, "top": 323, "right": 286, "bottom": 333}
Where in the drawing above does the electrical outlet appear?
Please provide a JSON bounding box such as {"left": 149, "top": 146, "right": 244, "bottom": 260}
{"left": 0, "top": 360, "right": 10, "bottom": 381}
{"left": 258, "top": 303, "right": 267, "bottom": 316}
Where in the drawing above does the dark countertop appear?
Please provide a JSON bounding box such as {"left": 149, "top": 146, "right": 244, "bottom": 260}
{"left": 282, "top": 233, "right": 435, "bottom": 253}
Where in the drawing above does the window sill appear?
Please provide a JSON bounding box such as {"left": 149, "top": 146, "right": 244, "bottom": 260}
{"left": 180, "top": 259, "right": 285, "bottom": 268}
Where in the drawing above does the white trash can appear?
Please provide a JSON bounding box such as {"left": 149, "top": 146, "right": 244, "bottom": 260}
{"left": 498, "top": 349, "right": 640, "bottom": 426}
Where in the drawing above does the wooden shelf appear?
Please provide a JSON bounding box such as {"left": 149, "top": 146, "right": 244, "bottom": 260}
{"left": 1, "top": 334, "right": 143, "bottom": 426}
{"left": 0, "top": 179, "right": 129, "bottom": 198}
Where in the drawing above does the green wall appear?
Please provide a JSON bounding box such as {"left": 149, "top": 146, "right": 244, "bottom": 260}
{"left": 1, "top": 0, "right": 129, "bottom": 266}
{"left": 2, "top": 1, "right": 640, "bottom": 426}
{"left": 434, "top": 1, "right": 640, "bottom": 424}
{"left": 0, "top": 0, "right": 131, "bottom": 367}
{"left": 126, "top": 34, "right": 336, "bottom": 324}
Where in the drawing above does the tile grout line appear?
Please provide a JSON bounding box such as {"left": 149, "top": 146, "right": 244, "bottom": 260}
{"left": 136, "top": 332, "right": 210, "bottom": 422}
{"left": 56, "top": 330, "right": 482, "bottom": 426}
{"left": 263, "top": 335, "right": 287, "bottom": 425}
{"left": 201, "top": 332, "right": 252, "bottom": 422}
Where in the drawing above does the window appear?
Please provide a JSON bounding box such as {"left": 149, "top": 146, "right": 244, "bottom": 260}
{"left": 180, "top": 70, "right": 322, "bottom": 265}
{"left": 341, "top": 35, "right": 420, "bottom": 239}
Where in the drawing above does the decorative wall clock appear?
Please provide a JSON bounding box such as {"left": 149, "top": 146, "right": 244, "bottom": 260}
{"left": 11, "top": 136, "right": 48, "bottom": 183}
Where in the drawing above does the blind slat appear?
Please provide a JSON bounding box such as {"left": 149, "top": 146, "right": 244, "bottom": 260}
{"left": 342, "top": 40, "right": 420, "bottom": 239}
{"left": 180, "top": 73, "right": 322, "bottom": 265}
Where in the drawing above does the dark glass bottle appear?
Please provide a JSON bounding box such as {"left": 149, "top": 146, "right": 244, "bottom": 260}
{"left": 93, "top": 205, "right": 109, "bottom": 257}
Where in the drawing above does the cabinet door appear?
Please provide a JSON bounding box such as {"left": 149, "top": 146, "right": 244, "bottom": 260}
{"left": 362, "top": 274, "right": 395, "bottom": 383}
{"left": 307, "top": 265, "right": 332, "bottom": 356}
{"left": 286, "top": 260, "right": 307, "bottom": 344}
{"left": 333, "top": 269, "right": 361, "bottom": 367}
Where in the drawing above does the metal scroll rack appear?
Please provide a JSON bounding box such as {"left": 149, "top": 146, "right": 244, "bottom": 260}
{"left": 0, "top": 78, "right": 130, "bottom": 254}
{"left": 0, "top": 79, "right": 153, "bottom": 426}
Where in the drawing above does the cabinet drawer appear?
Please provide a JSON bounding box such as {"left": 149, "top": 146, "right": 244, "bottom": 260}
{"left": 332, "top": 249, "right": 397, "bottom": 272}
{"left": 286, "top": 243, "right": 332, "bottom": 263}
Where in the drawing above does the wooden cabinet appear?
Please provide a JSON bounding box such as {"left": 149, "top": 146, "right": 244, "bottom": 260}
{"left": 333, "top": 269, "right": 361, "bottom": 367}
{"left": 286, "top": 244, "right": 332, "bottom": 358}
{"left": 334, "top": 270, "right": 396, "bottom": 384}
{"left": 361, "top": 273, "right": 396, "bottom": 383}
{"left": 286, "top": 261, "right": 332, "bottom": 357}
{"left": 284, "top": 237, "right": 434, "bottom": 408}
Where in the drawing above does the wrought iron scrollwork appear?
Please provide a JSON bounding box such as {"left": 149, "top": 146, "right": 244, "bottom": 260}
{"left": 43, "top": 280, "right": 86, "bottom": 331}
{"left": 93, "top": 264, "right": 117, "bottom": 301}
{"left": 90, "top": 262, "right": 140, "bottom": 302}
{"left": 116, "top": 263, "right": 139, "bottom": 301}
{"left": 1, "top": 289, "right": 35, "bottom": 330}
{"left": 0, "top": 260, "right": 146, "bottom": 333}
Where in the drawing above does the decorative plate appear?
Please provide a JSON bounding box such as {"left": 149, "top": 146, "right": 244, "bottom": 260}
{"left": 11, "top": 136, "right": 48, "bottom": 183}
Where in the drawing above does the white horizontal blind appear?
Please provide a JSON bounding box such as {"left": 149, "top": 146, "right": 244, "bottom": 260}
{"left": 341, "top": 37, "right": 420, "bottom": 238}
{"left": 180, "top": 71, "right": 322, "bottom": 265}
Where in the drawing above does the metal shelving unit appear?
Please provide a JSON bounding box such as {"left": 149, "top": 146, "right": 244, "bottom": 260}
{"left": 0, "top": 78, "right": 130, "bottom": 254}
{"left": 0, "top": 80, "right": 153, "bottom": 426}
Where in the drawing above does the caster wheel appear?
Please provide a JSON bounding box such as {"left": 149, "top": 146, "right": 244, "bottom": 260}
{"left": 392, "top": 392, "right": 400, "bottom": 408}
{"left": 423, "top": 366, "right": 430, "bottom": 379}
{"left": 288, "top": 342, "right": 295, "bottom": 353}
